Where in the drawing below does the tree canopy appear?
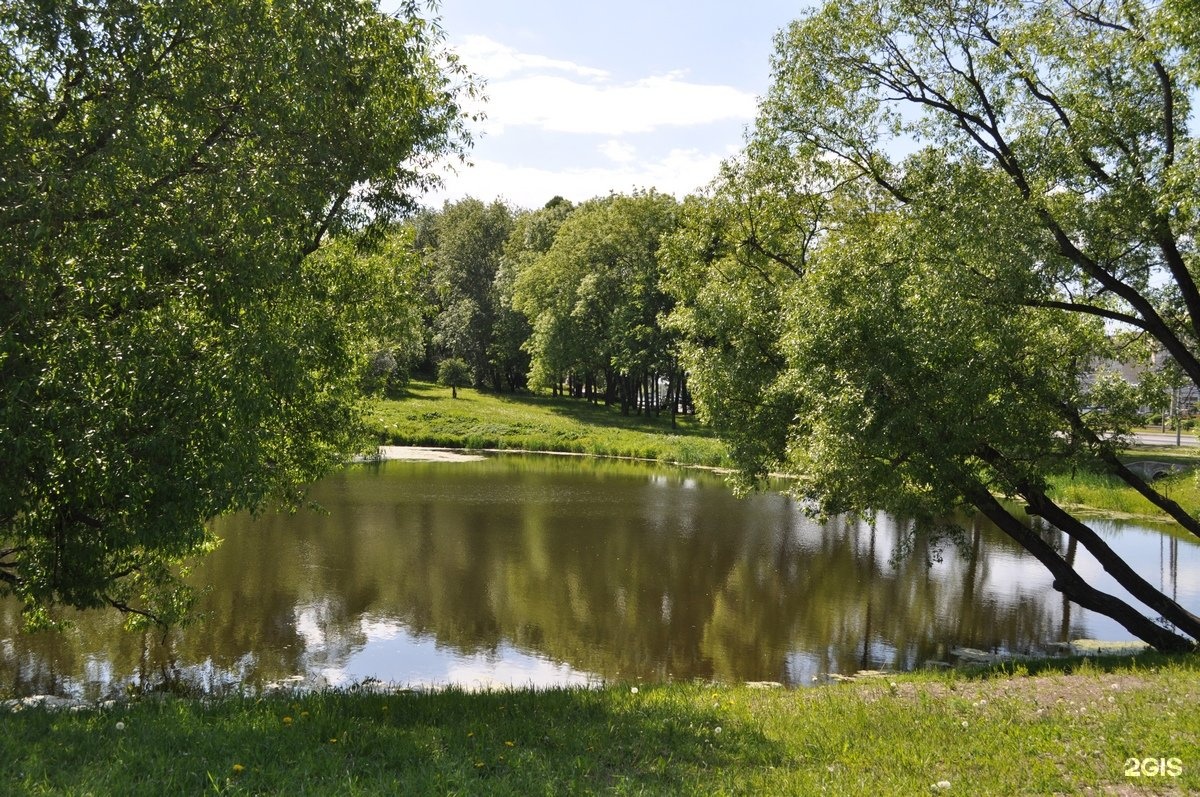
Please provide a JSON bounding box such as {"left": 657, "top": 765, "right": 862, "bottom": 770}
{"left": 414, "top": 198, "right": 522, "bottom": 391}
{"left": 0, "top": 0, "right": 474, "bottom": 625}
{"left": 513, "top": 191, "right": 684, "bottom": 414}
{"left": 667, "top": 0, "right": 1200, "bottom": 650}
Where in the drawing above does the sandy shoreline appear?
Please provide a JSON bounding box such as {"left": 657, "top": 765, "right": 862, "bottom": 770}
{"left": 370, "top": 446, "right": 487, "bottom": 462}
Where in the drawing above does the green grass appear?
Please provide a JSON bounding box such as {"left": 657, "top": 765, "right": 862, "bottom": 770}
{"left": 3, "top": 653, "right": 1198, "bottom": 795}
{"left": 1045, "top": 448, "right": 1200, "bottom": 523}
{"left": 1047, "top": 468, "right": 1200, "bottom": 520}
{"left": 367, "top": 380, "right": 730, "bottom": 468}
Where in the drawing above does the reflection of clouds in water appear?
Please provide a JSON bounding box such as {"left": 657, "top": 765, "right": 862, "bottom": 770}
{"left": 442, "top": 651, "right": 593, "bottom": 691}
{"left": 299, "top": 613, "right": 596, "bottom": 691}
{"left": 785, "top": 650, "right": 822, "bottom": 684}
{"left": 294, "top": 605, "right": 327, "bottom": 651}
{"left": 83, "top": 656, "right": 113, "bottom": 685}
{"left": 359, "top": 615, "right": 406, "bottom": 641}
{"left": 982, "top": 558, "right": 1058, "bottom": 594}
{"left": 318, "top": 631, "right": 593, "bottom": 691}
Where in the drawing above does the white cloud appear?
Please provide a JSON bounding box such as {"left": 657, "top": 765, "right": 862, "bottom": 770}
{"left": 454, "top": 35, "right": 610, "bottom": 81}
{"left": 430, "top": 146, "right": 738, "bottom": 209}
{"left": 455, "top": 35, "right": 757, "bottom": 136}
{"left": 599, "top": 140, "right": 637, "bottom": 163}
{"left": 485, "top": 73, "right": 756, "bottom": 135}
{"left": 426, "top": 35, "right": 754, "bottom": 208}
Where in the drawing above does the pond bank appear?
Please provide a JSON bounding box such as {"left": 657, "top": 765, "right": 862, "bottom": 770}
{"left": 369, "top": 380, "right": 731, "bottom": 467}
{"left": 370, "top": 382, "right": 1200, "bottom": 525}
{"left": 3, "top": 653, "right": 1196, "bottom": 795}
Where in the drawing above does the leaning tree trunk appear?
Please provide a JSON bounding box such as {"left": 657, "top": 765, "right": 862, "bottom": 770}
{"left": 965, "top": 485, "right": 1194, "bottom": 653}
{"left": 974, "top": 444, "right": 1200, "bottom": 640}
{"left": 1023, "top": 487, "right": 1200, "bottom": 640}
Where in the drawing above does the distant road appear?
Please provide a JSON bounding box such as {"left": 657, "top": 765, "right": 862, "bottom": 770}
{"left": 1131, "top": 431, "right": 1199, "bottom": 447}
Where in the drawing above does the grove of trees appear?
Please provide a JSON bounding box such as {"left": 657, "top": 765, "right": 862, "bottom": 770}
{"left": 406, "top": 192, "right": 695, "bottom": 421}
{"left": 5, "top": 0, "right": 1198, "bottom": 657}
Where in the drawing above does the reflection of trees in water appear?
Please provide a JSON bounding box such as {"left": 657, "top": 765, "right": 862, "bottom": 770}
{"left": 214, "top": 461, "right": 1086, "bottom": 683}
{"left": 0, "top": 458, "right": 1186, "bottom": 696}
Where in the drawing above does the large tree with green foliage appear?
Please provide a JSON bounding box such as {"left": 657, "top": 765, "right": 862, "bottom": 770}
{"left": 513, "top": 191, "right": 684, "bottom": 414}
{"left": 0, "top": 0, "right": 474, "bottom": 625}
{"left": 667, "top": 0, "right": 1200, "bottom": 650}
{"left": 415, "top": 198, "right": 520, "bottom": 390}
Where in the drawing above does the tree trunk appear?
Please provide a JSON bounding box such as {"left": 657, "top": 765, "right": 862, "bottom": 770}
{"left": 965, "top": 485, "right": 1194, "bottom": 653}
{"left": 1023, "top": 487, "right": 1200, "bottom": 639}
{"left": 976, "top": 444, "right": 1200, "bottom": 640}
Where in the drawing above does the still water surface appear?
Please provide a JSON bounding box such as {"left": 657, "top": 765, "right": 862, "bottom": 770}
{"left": 3, "top": 454, "right": 1198, "bottom": 698}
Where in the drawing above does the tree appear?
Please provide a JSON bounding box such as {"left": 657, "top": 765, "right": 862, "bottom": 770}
{"left": 492, "top": 197, "right": 580, "bottom": 393}
{"left": 437, "top": 358, "right": 472, "bottom": 399}
{"left": 512, "top": 191, "right": 684, "bottom": 414}
{"left": 0, "top": 0, "right": 475, "bottom": 626}
{"left": 416, "top": 198, "right": 518, "bottom": 391}
{"left": 354, "top": 227, "right": 430, "bottom": 397}
{"left": 667, "top": 0, "right": 1200, "bottom": 650}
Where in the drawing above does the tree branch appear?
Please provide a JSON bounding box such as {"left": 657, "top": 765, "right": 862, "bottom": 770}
{"left": 1022, "top": 298, "right": 1148, "bottom": 329}
{"left": 105, "top": 596, "right": 166, "bottom": 627}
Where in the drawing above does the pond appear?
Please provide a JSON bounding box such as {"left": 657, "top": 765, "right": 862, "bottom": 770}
{"left": 2, "top": 453, "right": 1198, "bottom": 698}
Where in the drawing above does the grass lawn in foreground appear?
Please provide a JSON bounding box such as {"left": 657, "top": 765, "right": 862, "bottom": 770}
{"left": 2, "top": 654, "right": 1197, "bottom": 795}
{"left": 367, "top": 380, "right": 730, "bottom": 468}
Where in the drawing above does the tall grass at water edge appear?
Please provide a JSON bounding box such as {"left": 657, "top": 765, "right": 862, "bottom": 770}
{"left": 1047, "top": 467, "right": 1200, "bottom": 521}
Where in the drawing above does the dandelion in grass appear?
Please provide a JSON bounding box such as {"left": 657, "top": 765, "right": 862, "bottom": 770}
{"left": 232, "top": 764, "right": 246, "bottom": 775}
{"left": 282, "top": 716, "right": 293, "bottom": 725}
{"left": 505, "top": 740, "right": 515, "bottom": 747}
{"left": 115, "top": 721, "right": 126, "bottom": 731}
{"left": 630, "top": 687, "right": 638, "bottom": 694}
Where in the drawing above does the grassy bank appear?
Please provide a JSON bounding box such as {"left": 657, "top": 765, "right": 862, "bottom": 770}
{"left": 367, "top": 383, "right": 1200, "bottom": 523}
{"left": 1047, "top": 449, "right": 1200, "bottom": 523}
{"left": 1047, "top": 469, "right": 1200, "bottom": 520}
{"left": 367, "top": 381, "right": 730, "bottom": 468}
{"left": 3, "top": 654, "right": 1197, "bottom": 795}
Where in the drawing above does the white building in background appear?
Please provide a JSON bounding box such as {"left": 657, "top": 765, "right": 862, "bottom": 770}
{"left": 1081, "top": 347, "right": 1198, "bottom": 417}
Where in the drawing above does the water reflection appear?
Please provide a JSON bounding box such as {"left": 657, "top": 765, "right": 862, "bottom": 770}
{"left": 2, "top": 454, "right": 1197, "bottom": 698}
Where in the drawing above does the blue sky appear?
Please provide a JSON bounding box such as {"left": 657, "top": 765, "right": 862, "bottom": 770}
{"left": 383, "top": 1, "right": 808, "bottom": 209}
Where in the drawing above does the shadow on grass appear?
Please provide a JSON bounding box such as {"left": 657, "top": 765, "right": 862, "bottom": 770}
{"left": 1, "top": 686, "right": 787, "bottom": 795}
{"left": 494, "top": 389, "right": 713, "bottom": 438}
